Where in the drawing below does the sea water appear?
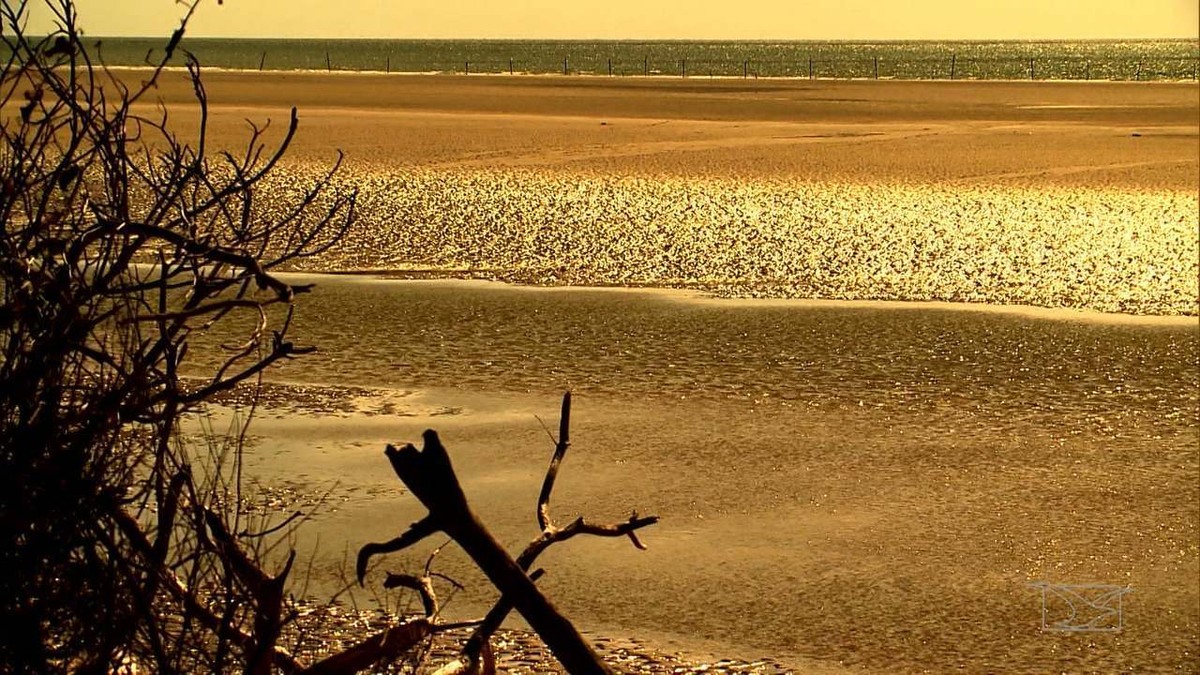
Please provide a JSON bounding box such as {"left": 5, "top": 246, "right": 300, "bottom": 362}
{"left": 76, "top": 37, "right": 1200, "bottom": 80}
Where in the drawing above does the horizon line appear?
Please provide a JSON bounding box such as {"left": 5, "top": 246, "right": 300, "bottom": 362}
{"left": 82, "top": 34, "right": 1200, "bottom": 42}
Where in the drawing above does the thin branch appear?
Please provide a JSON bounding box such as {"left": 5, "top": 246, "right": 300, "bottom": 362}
{"left": 463, "top": 568, "right": 546, "bottom": 665}
{"left": 109, "top": 219, "right": 297, "bottom": 302}
{"left": 536, "top": 391, "right": 571, "bottom": 531}
{"left": 299, "top": 619, "right": 434, "bottom": 675}
{"left": 126, "top": 298, "right": 276, "bottom": 323}
{"left": 356, "top": 515, "right": 440, "bottom": 586}
{"left": 383, "top": 573, "right": 438, "bottom": 618}
{"left": 239, "top": 510, "right": 304, "bottom": 539}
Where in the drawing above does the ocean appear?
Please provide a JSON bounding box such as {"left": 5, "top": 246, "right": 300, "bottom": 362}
{"left": 83, "top": 37, "right": 1200, "bottom": 80}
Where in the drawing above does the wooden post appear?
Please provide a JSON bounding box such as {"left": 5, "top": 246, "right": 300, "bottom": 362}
{"left": 681, "top": 58, "right": 686, "bottom": 78}
{"left": 644, "top": 55, "right": 649, "bottom": 76}
{"left": 743, "top": 60, "right": 748, "bottom": 78}
{"left": 1029, "top": 57, "right": 1035, "bottom": 80}
{"left": 325, "top": 50, "right": 331, "bottom": 72}
{"left": 385, "top": 55, "right": 390, "bottom": 73}
{"left": 1134, "top": 61, "right": 1141, "bottom": 81}
{"left": 259, "top": 51, "right": 266, "bottom": 71}
{"left": 465, "top": 60, "right": 470, "bottom": 75}
{"left": 950, "top": 53, "right": 956, "bottom": 80}
{"left": 563, "top": 56, "right": 568, "bottom": 75}
{"left": 608, "top": 58, "right": 612, "bottom": 76}
{"left": 873, "top": 55, "right": 879, "bottom": 79}
{"left": 808, "top": 56, "right": 813, "bottom": 79}
{"left": 509, "top": 57, "right": 514, "bottom": 74}
{"left": 1084, "top": 60, "right": 1090, "bottom": 80}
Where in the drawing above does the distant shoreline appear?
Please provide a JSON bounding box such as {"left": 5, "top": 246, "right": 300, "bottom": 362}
{"left": 67, "top": 35, "right": 1200, "bottom": 82}
{"left": 102, "top": 64, "right": 1200, "bottom": 84}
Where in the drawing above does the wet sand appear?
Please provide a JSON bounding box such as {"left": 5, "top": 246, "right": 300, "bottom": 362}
{"left": 137, "top": 71, "right": 1200, "bottom": 189}
{"left": 186, "top": 277, "right": 1199, "bottom": 674}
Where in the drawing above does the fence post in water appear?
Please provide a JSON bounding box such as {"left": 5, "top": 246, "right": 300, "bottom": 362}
{"left": 950, "top": 54, "right": 956, "bottom": 80}
{"left": 259, "top": 51, "right": 266, "bottom": 71}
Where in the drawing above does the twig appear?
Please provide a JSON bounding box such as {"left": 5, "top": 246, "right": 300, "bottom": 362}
{"left": 383, "top": 573, "right": 438, "bottom": 618}
{"left": 465, "top": 393, "right": 657, "bottom": 665}
{"left": 239, "top": 510, "right": 304, "bottom": 539}
{"left": 537, "top": 391, "right": 571, "bottom": 531}
{"left": 356, "top": 516, "right": 439, "bottom": 585}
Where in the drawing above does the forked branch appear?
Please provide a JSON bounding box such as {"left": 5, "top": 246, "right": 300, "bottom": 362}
{"left": 357, "top": 393, "right": 658, "bottom": 675}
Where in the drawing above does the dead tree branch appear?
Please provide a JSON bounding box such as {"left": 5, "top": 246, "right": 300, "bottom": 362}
{"left": 300, "top": 619, "right": 434, "bottom": 675}
{"left": 358, "top": 393, "right": 659, "bottom": 675}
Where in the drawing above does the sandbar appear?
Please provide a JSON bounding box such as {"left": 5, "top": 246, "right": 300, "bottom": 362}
{"left": 129, "top": 71, "right": 1199, "bottom": 190}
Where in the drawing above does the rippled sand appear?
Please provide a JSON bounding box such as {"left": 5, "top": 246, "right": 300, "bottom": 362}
{"left": 263, "top": 167, "right": 1197, "bottom": 315}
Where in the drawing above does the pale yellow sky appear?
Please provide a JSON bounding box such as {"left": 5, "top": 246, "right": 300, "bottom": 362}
{"left": 25, "top": 0, "right": 1200, "bottom": 39}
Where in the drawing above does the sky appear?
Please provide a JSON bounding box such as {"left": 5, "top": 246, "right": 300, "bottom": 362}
{"left": 25, "top": 0, "right": 1200, "bottom": 40}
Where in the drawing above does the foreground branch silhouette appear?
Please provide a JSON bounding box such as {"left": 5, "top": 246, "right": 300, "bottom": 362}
{"left": 1, "top": 1, "right": 357, "bottom": 670}
{"left": 357, "top": 392, "right": 659, "bottom": 674}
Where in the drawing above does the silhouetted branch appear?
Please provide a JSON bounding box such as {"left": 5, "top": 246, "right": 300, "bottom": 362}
{"left": 361, "top": 429, "right": 612, "bottom": 675}
{"left": 383, "top": 573, "right": 438, "bottom": 618}
{"left": 537, "top": 391, "right": 571, "bottom": 530}
{"left": 464, "top": 392, "right": 658, "bottom": 668}
{"left": 299, "top": 619, "right": 434, "bottom": 675}
{"left": 359, "top": 394, "right": 658, "bottom": 674}
{"left": 0, "top": 1, "right": 356, "bottom": 670}
{"left": 356, "top": 515, "right": 439, "bottom": 585}
{"left": 460, "top": 567, "right": 545, "bottom": 670}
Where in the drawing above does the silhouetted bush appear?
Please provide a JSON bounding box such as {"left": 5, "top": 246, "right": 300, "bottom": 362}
{"left": 0, "top": 1, "right": 354, "bottom": 670}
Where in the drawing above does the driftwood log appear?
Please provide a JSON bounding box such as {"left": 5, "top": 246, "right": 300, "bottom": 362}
{"left": 357, "top": 393, "right": 658, "bottom": 675}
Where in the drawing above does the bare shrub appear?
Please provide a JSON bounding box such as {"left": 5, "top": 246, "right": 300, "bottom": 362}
{"left": 0, "top": 1, "right": 354, "bottom": 670}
